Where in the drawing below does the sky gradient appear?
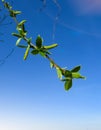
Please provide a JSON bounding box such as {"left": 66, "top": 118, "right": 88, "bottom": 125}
{"left": 0, "top": 0, "right": 101, "bottom": 130}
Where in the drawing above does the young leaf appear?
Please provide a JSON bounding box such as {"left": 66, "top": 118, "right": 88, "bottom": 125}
{"left": 31, "top": 49, "right": 39, "bottom": 55}
{"left": 16, "top": 27, "right": 27, "bottom": 37}
{"left": 39, "top": 51, "right": 46, "bottom": 58}
{"left": 9, "top": 10, "right": 21, "bottom": 17}
{"left": 72, "top": 72, "right": 85, "bottom": 79}
{"left": 36, "top": 35, "right": 42, "bottom": 48}
{"left": 63, "top": 70, "right": 72, "bottom": 77}
{"left": 45, "top": 50, "right": 51, "bottom": 55}
{"left": 50, "top": 62, "right": 54, "bottom": 68}
{"left": 22, "top": 24, "right": 27, "bottom": 34}
{"left": 18, "top": 20, "right": 26, "bottom": 26}
{"left": 64, "top": 79, "right": 72, "bottom": 91}
{"left": 3, "top": 1, "right": 12, "bottom": 9}
{"left": 71, "top": 66, "right": 81, "bottom": 72}
{"left": 23, "top": 45, "right": 30, "bottom": 60}
{"left": 17, "top": 20, "right": 27, "bottom": 35}
{"left": 56, "top": 67, "right": 62, "bottom": 79}
{"left": 16, "top": 38, "right": 22, "bottom": 46}
{"left": 27, "top": 37, "right": 32, "bottom": 44}
{"left": 61, "top": 77, "right": 72, "bottom": 81}
{"left": 13, "top": 10, "right": 21, "bottom": 15}
{"left": 12, "top": 33, "right": 21, "bottom": 38}
{"left": 44, "top": 43, "right": 58, "bottom": 50}
{"left": 17, "top": 45, "right": 27, "bottom": 48}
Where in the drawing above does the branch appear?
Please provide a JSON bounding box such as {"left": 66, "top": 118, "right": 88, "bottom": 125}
{"left": 2, "top": 0, "right": 85, "bottom": 91}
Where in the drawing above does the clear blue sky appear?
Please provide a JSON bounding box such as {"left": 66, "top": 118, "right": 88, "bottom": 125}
{"left": 0, "top": 0, "right": 101, "bottom": 130}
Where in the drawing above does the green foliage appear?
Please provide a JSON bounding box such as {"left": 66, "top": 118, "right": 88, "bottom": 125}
{"left": 64, "top": 79, "right": 72, "bottom": 91}
{"left": 2, "top": 0, "right": 85, "bottom": 91}
{"left": 16, "top": 38, "right": 22, "bottom": 46}
{"left": 56, "top": 67, "right": 62, "bottom": 79}
{"left": 27, "top": 37, "right": 32, "bottom": 44}
{"left": 72, "top": 72, "right": 85, "bottom": 79}
{"left": 36, "top": 35, "right": 42, "bottom": 48}
{"left": 43, "top": 44, "right": 58, "bottom": 50}
{"left": 71, "top": 65, "right": 81, "bottom": 72}
{"left": 12, "top": 33, "right": 21, "bottom": 38}
{"left": 9, "top": 10, "right": 21, "bottom": 17}
{"left": 50, "top": 62, "right": 54, "bottom": 68}
{"left": 24, "top": 45, "right": 30, "bottom": 60}
{"left": 31, "top": 49, "right": 39, "bottom": 55}
{"left": 17, "top": 20, "right": 27, "bottom": 37}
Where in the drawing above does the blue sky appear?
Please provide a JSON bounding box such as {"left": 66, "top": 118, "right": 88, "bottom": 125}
{"left": 0, "top": 0, "right": 101, "bottom": 130}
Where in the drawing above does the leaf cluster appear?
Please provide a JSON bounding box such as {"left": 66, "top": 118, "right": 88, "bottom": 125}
{"left": 55, "top": 66, "right": 85, "bottom": 90}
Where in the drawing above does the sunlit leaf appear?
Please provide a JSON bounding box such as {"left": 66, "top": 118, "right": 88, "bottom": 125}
{"left": 16, "top": 38, "right": 22, "bottom": 46}
{"left": 18, "top": 20, "right": 26, "bottom": 26}
{"left": 23, "top": 45, "right": 30, "bottom": 60}
{"left": 13, "top": 10, "right": 21, "bottom": 15}
{"left": 39, "top": 51, "right": 46, "bottom": 57}
{"left": 9, "top": 10, "right": 21, "bottom": 17}
{"left": 44, "top": 43, "right": 58, "bottom": 50}
{"left": 17, "top": 20, "right": 27, "bottom": 36}
{"left": 71, "top": 66, "right": 81, "bottom": 72}
{"left": 16, "top": 26, "right": 27, "bottom": 37}
{"left": 72, "top": 72, "right": 85, "bottom": 79}
{"left": 50, "top": 62, "right": 54, "bottom": 68}
{"left": 64, "top": 79, "right": 72, "bottom": 91}
{"left": 56, "top": 67, "right": 62, "bottom": 79}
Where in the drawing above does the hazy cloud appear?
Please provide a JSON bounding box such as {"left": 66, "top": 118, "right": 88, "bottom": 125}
{"left": 69, "top": 0, "right": 101, "bottom": 15}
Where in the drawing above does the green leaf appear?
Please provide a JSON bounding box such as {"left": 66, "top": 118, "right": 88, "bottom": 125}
{"left": 44, "top": 43, "right": 58, "bottom": 50}
{"left": 50, "top": 62, "right": 54, "bottom": 68}
{"left": 27, "top": 37, "right": 32, "bottom": 44}
{"left": 36, "top": 35, "right": 42, "bottom": 48}
{"left": 18, "top": 20, "right": 26, "bottom": 26}
{"left": 64, "top": 70, "right": 72, "bottom": 77}
{"left": 56, "top": 67, "right": 62, "bottom": 79}
{"left": 3, "top": 2, "right": 12, "bottom": 9}
{"left": 16, "top": 38, "right": 22, "bottom": 46}
{"left": 9, "top": 10, "right": 21, "bottom": 17}
{"left": 64, "top": 79, "right": 72, "bottom": 91}
{"left": 17, "top": 45, "right": 27, "bottom": 48}
{"left": 71, "top": 66, "right": 81, "bottom": 72}
{"left": 18, "top": 28, "right": 23, "bottom": 35}
{"left": 45, "top": 50, "right": 51, "bottom": 55}
{"left": 13, "top": 10, "right": 21, "bottom": 15}
{"left": 72, "top": 72, "right": 85, "bottom": 79}
{"left": 16, "top": 27, "right": 27, "bottom": 37}
{"left": 39, "top": 51, "right": 46, "bottom": 58}
{"left": 22, "top": 24, "right": 27, "bottom": 34}
{"left": 61, "top": 77, "right": 72, "bottom": 81}
{"left": 12, "top": 33, "right": 21, "bottom": 38}
{"left": 23, "top": 45, "right": 30, "bottom": 60}
{"left": 16, "top": 26, "right": 21, "bottom": 31}
{"left": 31, "top": 49, "right": 39, "bottom": 55}
{"left": 17, "top": 20, "right": 27, "bottom": 36}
